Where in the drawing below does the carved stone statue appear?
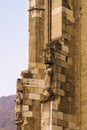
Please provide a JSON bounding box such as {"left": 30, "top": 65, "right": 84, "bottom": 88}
{"left": 15, "top": 92, "right": 23, "bottom": 105}
{"left": 43, "top": 87, "right": 54, "bottom": 98}
{"left": 15, "top": 112, "right": 23, "bottom": 124}
{"left": 43, "top": 48, "right": 54, "bottom": 64}
{"left": 16, "top": 79, "right": 23, "bottom": 92}
{"left": 45, "top": 64, "right": 53, "bottom": 88}
{"left": 15, "top": 92, "right": 23, "bottom": 124}
{"left": 41, "top": 87, "right": 56, "bottom": 103}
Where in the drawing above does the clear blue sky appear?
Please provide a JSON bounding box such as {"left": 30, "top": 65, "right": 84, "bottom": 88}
{"left": 0, "top": 0, "right": 28, "bottom": 97}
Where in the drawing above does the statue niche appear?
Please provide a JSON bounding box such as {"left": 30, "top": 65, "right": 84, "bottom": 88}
{"left": 15, "top": 92, "right": 23, "bottom": 124}
{"left": 44, "top": 64, "right": 53, "bottom": 88}
{"left": 16, "top": 79, "right": 23, "bottom": 92}
{"left": 41, "top": 64, "right": 56, "bottom": 103}
{"left": 43, "top": 47, "right": 54, "bottom": 64}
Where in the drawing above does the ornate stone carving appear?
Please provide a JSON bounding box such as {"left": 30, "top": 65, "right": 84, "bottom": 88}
{"left": 15, "top": 92, "right": 23, "bottom": 124}
{"left": 43, "top": 48, "right": 54, "bottom": 64}
{"left": 44, "top": 64, "right": 53, "bottom": 88}
{"left": 16, "top": 79, "right": 23, "bottom": 92}
{"left": 15, "top": 112, "right": 23, "bottom": 124}
{"left": 43, "top": 87, "right": 54, "bottom": 98}
{"left": 41, "top": 87, "right": 57, "bottom": 103}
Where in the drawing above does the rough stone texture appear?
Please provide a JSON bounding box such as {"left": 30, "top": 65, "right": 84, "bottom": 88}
{"left": 29, "top": 0, "right": 45, "bottom": 70}
{"left": 15, "top": 0, "right": 87, "bottom": 130}
{"left": 41, "top": 1, "right": 75, "bottom": 130}
{"left": 75, "top": 0, "right": 87, "bottom": 130}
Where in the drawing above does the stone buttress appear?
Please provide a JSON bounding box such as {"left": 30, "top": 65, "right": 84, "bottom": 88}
{"left": 15, "top": 0, "right": 45, "bottom": 130}
{"left": 41, "top": 0, "right": 76, "bottom": 130}
{"left": 15, "top": 0, "right": 78, "bottom": 130}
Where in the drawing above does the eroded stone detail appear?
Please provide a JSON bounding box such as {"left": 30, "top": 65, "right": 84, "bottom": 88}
{"left": 16, "top": 79, "right": 23, "bottom": 92}
{"left": 45, "top": 64, "right": 53, "bottom": 88}
{"left": 15, "top": 92, "right": 23, "bottom": 124}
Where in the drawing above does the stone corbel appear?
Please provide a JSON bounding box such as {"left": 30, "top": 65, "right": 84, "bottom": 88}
{"left": 41, "top": 87, "right": 58, "bottom": 103}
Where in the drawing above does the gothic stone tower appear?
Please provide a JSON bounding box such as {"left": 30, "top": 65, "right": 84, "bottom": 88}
{"left": 15, "top": 0, "right": 87, "bottom": 130}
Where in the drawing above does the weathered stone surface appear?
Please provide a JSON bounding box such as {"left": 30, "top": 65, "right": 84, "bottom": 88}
{"left": 52, "top": 111, "right": 63, "bottom": 120}
{"left": 29, "top": 93, "right": 40, "bottom": 100}
{"left": 15, "top": 0, "right": 87, "bottom": 130}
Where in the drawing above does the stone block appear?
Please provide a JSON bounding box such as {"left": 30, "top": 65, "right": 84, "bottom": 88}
{"left": 61, "top": 60, "right": 68, "bottom": 68}
{"left": 52, "top": 101, "right": 59, "bottom": 110}
{"left": 68, "top": 122, "right": 76, "bottom": 129}
{"left": 23, "top": 79, "right": 45, "bottom": 88}
{"left": 58, "top": 73, "right": 66, "bottom": 82}
{"left": 41, "top": 125, "right": 50, "bottom": 130}
{"left": 29, "top": 68, "right": 39, "bottom": 74}
{"left": 55, "top": 52, "right": 66, "bottom": 61}
{"left": 52, "top": 125, "right": 63, "bottom": 130}
{"left": 52, "top": 111, "right": 63, "bottom": 120}
{"left": 29, "top": 93, "right": 40, "bottom": 100}
{"left": 52, "top": 6, "right": 62, "bottom": 16}
{"left": 65, "top": 25, "right": 75, "bottom": 36}
{"left": 23, "top": 93, "right": 29, "bottom": 99}
{"left": 22, "top": 105, "right": 29, "bottom": 112}
{"left": 29, "top": 0, "right": 35, "bottom": 8}
{"left": 62, "top": 6, "right": 73, "bottom": 16}
{"left": 52, "top": 12, "right": 62, "bottom": 39}
{"left": 57, "top": 89, "right": 65, "bottom": 96}
{"left": 52, "top": 118, "right": 58, "bottom": 125}
{"left": 23, "top": 99, "right": 33, "bottom": 105}
{"left": 63, "top": 113, "right": 75, "bottom": 123}
{"left": 41, "top": 125, "right": 63, "bottom": 130}
{"left": 28, "top": 87, "right": 35, "bottom": 93}
{"left": 42, "top": 111, "right": 50, "bottom": 119}
{"left": 57, "top": 119, "right": 68, "bottom": 127}
{"left": 23, "top": 111, "right": 33, "bottom": 117}
{"left": 63, "top": 32, "right": 71, "bottom": 41}
{"left": 52, "top": 0, "right": 62, "bottom": 9}
{"left": 41, "top": 118, "right": 50, "bottom": 126}
{"left": 62, "top": 45, "right": 69, "bottom": 53}
{"left": 35, "top": 87, "right": 43, "bottom": 94}
{"left": 66, "top": 15, "right": 75, "bottom": 23}
{"left": 42, "top": 102, "right": 50, "bottom": 111}
{"left": 48, "top": 115, "right": 68, "bottom": 127}
{"left": 58, "top": 104, "right": 75, "bottom": 114}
